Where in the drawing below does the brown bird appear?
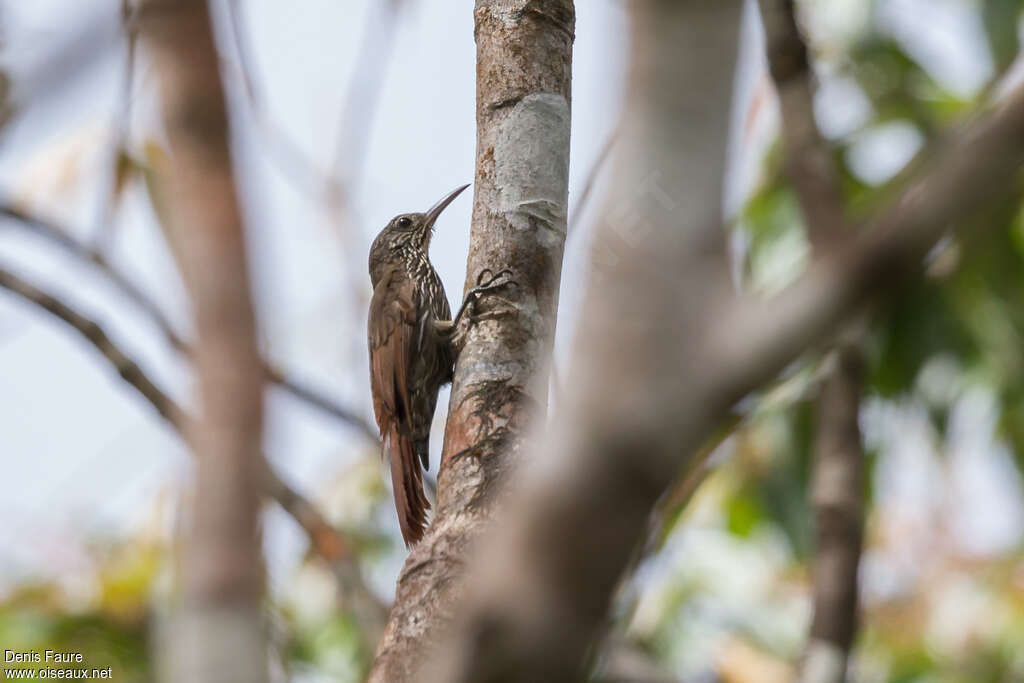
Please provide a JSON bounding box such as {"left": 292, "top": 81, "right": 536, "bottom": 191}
{"left": 368, "top": 184, "right": 511, "bottom": 546}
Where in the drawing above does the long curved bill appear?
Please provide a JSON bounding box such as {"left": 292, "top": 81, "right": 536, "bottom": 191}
{"left": 423, "top": 183, "right": 471, "bottom": 231}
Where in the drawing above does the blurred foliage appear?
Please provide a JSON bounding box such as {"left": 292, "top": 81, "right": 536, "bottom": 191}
{"left": 849, "top": 36, "right": 971, "bottom": 139}
{"left": 0, "top": 541, "right": 156, "bottom": 682}
{"left": 640, "top": 1, "right": 1024, "bottom": 681}
{"left": 726, "top": 401, "right": 815, "bottom": 561}
{"left": 0, "top": 456, "right": 395, "bottom": 683}
{"left": 983, "top": 0, "right": 1023, "bottom": 74}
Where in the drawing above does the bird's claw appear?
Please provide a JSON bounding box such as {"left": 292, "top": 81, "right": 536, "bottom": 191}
{"left": 475, "top": 268, "right": 514, "bottom": 289}
{"left": 467, "top": 296, "right": 517, "bottom": 324}
{"left": 449, "top": 269, "right": 519, "bottom": 336}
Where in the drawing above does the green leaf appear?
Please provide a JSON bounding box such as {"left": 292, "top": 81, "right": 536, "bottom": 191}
{"left": 725, "top": 493, "right": 763, "bottom": 538}
{"left": 983, "top": 0, "right": 1023, "bottom": 74}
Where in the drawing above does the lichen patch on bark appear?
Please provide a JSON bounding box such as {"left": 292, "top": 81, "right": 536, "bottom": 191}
{"left": 493, "top": 93, "right": 571, "bottom": 241}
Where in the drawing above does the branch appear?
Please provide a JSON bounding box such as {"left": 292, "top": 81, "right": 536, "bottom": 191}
{"left": 222, "top": 0, "right": 379, "bottom": 358}
{"left": 758, "top": 4, "right": 866, "bottom": 679}
{"left": 145, "top": 1, "right": 270, "bottom": 678}
{"left": 718, "top": 40, "right": 1024, "bottom": 410}
{"left": 330, "top": 0, "right": 402, "bottom": 187}
{"left": 224, "top": 0, "right": 341, "bottom": 207}
{"left": 0, "top": 203, "right": 379, "bottom": 443}
{"left": 550, "top": 128, "right": 618, "bottom": 404}
{"left": 428, "top": 0, "right": 1024, "bottom": 679}
{"left": 0, "top": 263, "right": 389, "bottom": 643}
{"left": 89, "top": 0, "right": 138, "bottom": 253}
{"left": 568, "top": 129, "right": 617, "bottom": 235}
{"left": 802, "top": 338, "right": 864, "bottom": 683}
{"left": 0, "top": 264, "right": 185, "bottom": 425}
{"left": 757, "top": 0, "right": 847, "bottom": 246}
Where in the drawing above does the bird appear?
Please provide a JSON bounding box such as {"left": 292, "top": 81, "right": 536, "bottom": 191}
{"left": 368, "top": 183, "right": 512, "bottom": 546}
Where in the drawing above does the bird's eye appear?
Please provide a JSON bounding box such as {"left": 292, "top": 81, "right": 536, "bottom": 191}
{"left": 398, "top": 217, "right": 412, "bottom": 228}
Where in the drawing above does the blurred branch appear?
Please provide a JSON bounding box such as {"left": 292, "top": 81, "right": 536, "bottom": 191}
{"left": 0, "top": 264, "right": 185, "bottom": 425}
{"left": 90, "top": 0, "right": 138, "bottom": 253}
{"left": 757, "top": 0, "right": 845, "bottom": 248}
{"left": 0, "top": 263, "right": 386, "bottom": 634}
{"left": 330, "top": 1, "right": 402, "bottom": 188}
{"left": 224, "top": 0, "right": 341, "bottom": 207}
{"left": 758, "top": 3, "right": 865, "bottom": 680}
{"left": 0, "top": 203, "right": 379, "bottom": 442}
{"left": 145, "top": 0, "right": 267, "bottom": 669}
{"left": 803, "top": 338, "right": 865, "bottom": 683}
{"left": 435, "top": 2, "right": 742, "bottom": 676}
{"left": 224, "top": 0, "right": 402, "bottom": 239}
{"left": 158, "top": 0, "right": 374, "bottom": 673}
{"left": 568, "top": 129, "right": 617, "bottom": 235}
{"left": 223, "top": 0, "right": 386, "bottom": 334}
{"left": 550, "top": 129, "right": 618, "bottom": 405}
{"left": 647, "top": 411, "right": 742, "bottom": 545}
{"left": 430, "top": 0, "right": 1024, "bottom": 675}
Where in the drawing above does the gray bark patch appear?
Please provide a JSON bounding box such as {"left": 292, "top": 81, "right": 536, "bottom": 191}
{"left": 493, "top": 93, "right": 570, "bottom": 244}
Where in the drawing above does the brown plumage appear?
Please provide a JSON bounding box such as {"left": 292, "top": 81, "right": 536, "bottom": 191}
{"left": 367, "top": 184, "right": 474, "bottom": 546}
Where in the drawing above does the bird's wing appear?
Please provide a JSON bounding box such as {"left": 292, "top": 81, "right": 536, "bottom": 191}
{"left": 368, "top": 267, "right": 417, "bottom": 428}
{"left": 368, "top": 268, "right": 429, "bottom": 545}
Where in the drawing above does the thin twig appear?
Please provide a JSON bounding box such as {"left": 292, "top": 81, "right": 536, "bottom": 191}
{"left": 0, "top": 263, "right": 324, "bottom": 555}
{"left": 224, "top": 0, "right": 340, "bottom": 207}
{"left": 0, "top": 263, "right": 184, "bottom": 424}
{"left": 568, "top": 129, "right": 617, "bottom": 236}
{"left": 0, "top": 203, "right": 380, "bottom": 442}
{"left": 330, "top": 0, "right": 403, "bottom": 188}
{"left": 90, "top": 0, "right": 139, "bottom": 253}
{"left": 222, "top": 0, "right": 377, "bottom": 368}
{"left": 550, "top": 129, "right": 619, "bottom": 401}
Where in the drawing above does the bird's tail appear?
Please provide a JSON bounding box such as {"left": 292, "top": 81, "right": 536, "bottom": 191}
{"left": 385, "top": 426, "right": 430, "bottom": 546}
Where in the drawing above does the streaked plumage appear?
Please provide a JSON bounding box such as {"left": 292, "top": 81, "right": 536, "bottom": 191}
{"left": 367, "top": 185, "right": 466, "bottom": 546}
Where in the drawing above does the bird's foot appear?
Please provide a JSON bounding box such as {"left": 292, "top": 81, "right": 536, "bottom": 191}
{"left": 465, "top": 269, "right": 517, "bottom": 308}
{"left": 467, "top": 295, "right": 518, "bottom": 325}
{"left": 463, "top": 269, "right": 517, "bottom": 319}
{"left": 475, "top": 268, "right": 514, "bottom": 289}
{"left": 449, "top": 269, "right": 518, "bottom": 337}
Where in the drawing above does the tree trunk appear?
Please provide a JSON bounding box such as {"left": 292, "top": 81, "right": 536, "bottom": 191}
{"left": 367, "top": 1, "right": 574, "bottom": 681}
{"left": 427, "top": 3, "right": 744, "bottom": 681}
{"left": 141, "top": 2, "right": 269, "bottom": 682}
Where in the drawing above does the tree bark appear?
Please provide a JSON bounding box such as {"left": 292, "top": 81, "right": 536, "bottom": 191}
{"left": 140, "top": 2, "right": 268, "bottom": 682}
{"left": 367, "top": 2, "right": 574, "bottom": 681}
{"left": 802, "top": 340, "right": 865, "bottom": 683}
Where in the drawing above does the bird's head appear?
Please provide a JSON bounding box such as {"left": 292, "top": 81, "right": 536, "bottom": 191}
{"left": 369, "top": 184, "right": 470, "bottom": 282}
